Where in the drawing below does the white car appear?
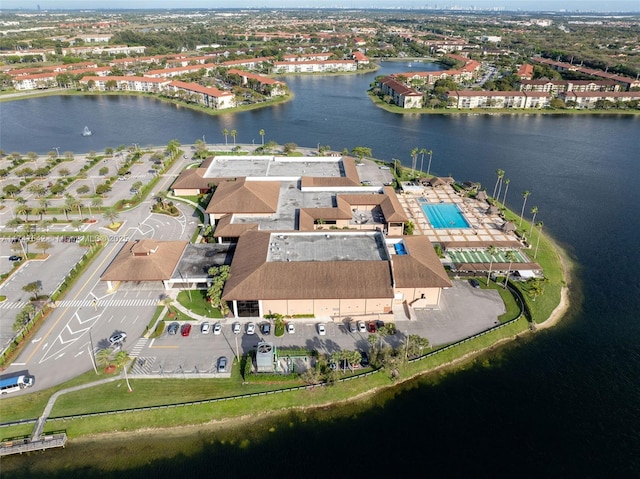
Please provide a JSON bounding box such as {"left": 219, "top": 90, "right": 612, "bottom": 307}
{"left": 109, "top": 332, "right": 127, "bottom": 345}
{"left": 232, "top": 322, "right": 241, "bottom": 334}
{"left": 358, "top": 321, "right": 366, "bottom": 333}
{"left": 201, "top": 322, "right": 210, "bottom": 334}
{"left": 317, "top": 323, "right": 326, "bottom": 335}
{"left": 213, "top": 323, "right": 222, "bottom": 335}
{"left": 246, "top": 322, "right": 255, "bottom": 335}
{"left": 287, "top": 323, "right": 295, "bottom": 334}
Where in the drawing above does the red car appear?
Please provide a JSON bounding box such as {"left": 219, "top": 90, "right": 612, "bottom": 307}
{"left": 181, "top": 323, "right": 192, "bottom": 337}
{"left": 368, "top": 322, "right": 377, "bottom": 333}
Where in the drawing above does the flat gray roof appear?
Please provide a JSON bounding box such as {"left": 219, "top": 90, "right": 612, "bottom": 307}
{"left": 172, "top": 243, "right": 235, "bottom": 280}
{"left": 266, "top": 231, "right": 389, "bottom": 263}
{"left": 203, "top": 155, "right": 343, "bottom": 179}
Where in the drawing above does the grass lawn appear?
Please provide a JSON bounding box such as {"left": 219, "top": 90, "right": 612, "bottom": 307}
{"left": 175, "top": 290, "right": 223, "bottom": 319}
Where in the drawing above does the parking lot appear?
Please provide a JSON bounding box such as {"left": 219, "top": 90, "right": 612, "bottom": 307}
{"left": 129, "top": 280, "right": 504, "bottom": 378}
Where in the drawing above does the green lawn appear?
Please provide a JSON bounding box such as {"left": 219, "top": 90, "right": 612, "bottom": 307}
{"left": 175, "top": 290, "right": 223, "bottom": 319}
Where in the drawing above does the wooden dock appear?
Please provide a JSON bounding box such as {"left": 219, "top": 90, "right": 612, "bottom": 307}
{"left": 0, "top": 433, "right": 67, "bottom": 456}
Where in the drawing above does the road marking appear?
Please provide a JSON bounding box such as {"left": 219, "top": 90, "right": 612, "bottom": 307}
{"left": 150, "top": 345, "right": 179, "bottom": 349}
{"left": 23, "top": 239, "right": 124, "bottom": 364}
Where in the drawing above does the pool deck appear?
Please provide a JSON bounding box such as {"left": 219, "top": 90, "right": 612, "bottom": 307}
{"left": 397, "top": 184, "right": 523, "bottom": 249}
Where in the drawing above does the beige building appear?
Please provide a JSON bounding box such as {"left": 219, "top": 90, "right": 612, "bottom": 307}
{"left": 222, "top": 231, "right": 451, "bottom": 318}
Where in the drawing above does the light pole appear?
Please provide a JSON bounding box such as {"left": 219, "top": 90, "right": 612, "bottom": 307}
{"left": 88, "top": 328, "right": 98, "bottom": 374}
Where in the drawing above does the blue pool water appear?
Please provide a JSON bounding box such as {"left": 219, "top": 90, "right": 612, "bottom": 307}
{"left": 419, "top": 200, "right": 470, "bottom": 229}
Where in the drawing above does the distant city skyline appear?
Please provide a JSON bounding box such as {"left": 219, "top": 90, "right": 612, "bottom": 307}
{"left": 2, "top": 1, "right": 639, "bottom": 12}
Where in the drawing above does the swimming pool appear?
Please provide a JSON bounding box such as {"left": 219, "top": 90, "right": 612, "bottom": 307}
{"left": 418, "top": 200, "right": 470, "bottom": 229}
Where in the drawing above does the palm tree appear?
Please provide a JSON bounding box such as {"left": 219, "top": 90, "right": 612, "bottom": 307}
{"left": 418, "top": 148, "right": 426, "bottom": 175}
{"left": 91, "top": 197, "right": 103, "bottom": 219}
{"left": 501, "top": 178, "right": 510, "bottom": 206}
{"left": 486, "top": 245, "right": 498, "bottom": 285}
{"left": 503, "top": 251, "right": 518, "bottom": 289}
{"left": 95, "top": 348, "right": 113, "bottom": 371}
{"left": 259, "top": 129, "right": 265, "bottom": 146}
{"left": 519, "top": 190, "right": 531, "bottom": 226}
{"left": 529, "top": 206, "right": 539, "bottom": 239}
{"left": 38, "top": 219, "right": 51, "bottom": 233}
{"left": 425, "top": 150, "right": 433, "bottom": 176}
{"left": 496, "top": 171, "right": 507, "bottom": 203}
{"left": 103, "top": 208, "right": 120, "bottom": 226}
{"left": 230, "top": 129, "right": 237, "bottom": 146}
{"left": 492, "top": 169, "right": 505, "bottom": 199}
{"left": 222, "top": 128, "right": 229, "bottom": 145}
{"left": 534, "top": 221, "right": 544, "bottom": 259}
{"left": 39, "top": 198, "right": 50, "bottom": 215}
{"left": 64, "top": 196, "right": 77, "bottom": 220}
{"left": 113, "top": 350, "right": 133, "bottom": 392}
{"left": 410, "top": 147, "right": 419, "bottom": 174}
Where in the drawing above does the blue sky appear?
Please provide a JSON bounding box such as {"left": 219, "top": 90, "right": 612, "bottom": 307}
{"left": 3, "top": 1, "right": 639, "bottom": 11}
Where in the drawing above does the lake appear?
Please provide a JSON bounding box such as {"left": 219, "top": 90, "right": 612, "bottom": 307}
{"left": 1, "top": 61, "right": 639, "bottom": 477}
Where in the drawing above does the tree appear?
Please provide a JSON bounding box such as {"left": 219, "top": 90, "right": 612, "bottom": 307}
{"left": 501, "top": 178, "right": 510, "bottom": 206}
{"left": 529, "top": 206, "right": 539, "bottom": 239}
{"left": 520, "top": 190, "right": 531, "bottom": 226}
{"left": 166, "top": 139, "right": 181, "bottom": 157}
{"left": 419, "top": 148, "right": 427, "bottom": 176}
{"left": 96, "top": 348, "right": 113, "bottom": 371}
{"left": 351, "top": 146, "right": 372, "bottom": 160}
{"left": 113, "top": 350, "right": 133, "bottom": 392}
{"left": 99, "top": 166, "right": 109, "bottom": 176}
{"left": 222, "top": 128, "right": 229, "bottom": 145}
{"left": 259, "top": 128, "right": 265, "bottom": 146}
{"left": 410, "top": 147, "right": 419, "bottom": 175}
{"left": 105, "top": 147, "right": 114, "bottom": 156}
{"left": 496, "top": 170, "right": 507, "bottom": 203}
{"left": 103, "top": 208, "right": 120, "bottom": 226}
{"left": 405, "top": 334, "right": 430, "bottom": 360}
{"left": 503, "top": 251, "right": 518, "bottom": 289}
{"left": 22, "top": 281, "right": 42, "bottom": 301}
{"left": 90, "top": 197, "right": 103, "bottom": 218}
{"left": 492, "top": 169, "right": 505, "bottom": 199}
{"left": 486, "top": 245, "right": 498, "bottom": 286}
{"left": 36, "top": 240, "right": 52, "bottom": 255}
{"left": 534, "top": 222, "right": 544, "bottom": 259}
{"left": 230, "top": 129, "right": 238, "bottom": 145}
{"left": 283, "top": 142, "right": 297, "bottom": 154}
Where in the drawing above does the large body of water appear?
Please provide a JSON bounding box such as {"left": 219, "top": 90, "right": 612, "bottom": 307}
{"left": 2, "top": 63, "right": 639, "bottom": 477}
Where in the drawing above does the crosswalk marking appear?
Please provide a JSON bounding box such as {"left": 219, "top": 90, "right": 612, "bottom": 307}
{"left": 129, "top": 338, "right": 148, "bottom": 358}
{"left": 0, "top": 298, "right": 160, "bottom": 310}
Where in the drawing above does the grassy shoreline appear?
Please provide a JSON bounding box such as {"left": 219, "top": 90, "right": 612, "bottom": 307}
{"left": 0, "top": 226, "right": 574, "bottom": 438}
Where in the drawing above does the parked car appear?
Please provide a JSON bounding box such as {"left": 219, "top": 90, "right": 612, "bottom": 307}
{"left": 261, "top": 322, "right": 271, "bottom": 335}
{"left": 218, "top": 356, "right": 228, "bottom": 373}
{"left": 108, "top": 332, "right": 127, "bottom": 345}
{"left": 181, "top": 323, "right": 192, "bottom": 337}
{"left": 368, "top": 322, "right": 377, "bottom": 333}
{"left": 376, "top": 320, "right": 385, "bottom": 329}
{"left": 469, "top": 278, "right": 481, "bottom": 289}
{"left": 8, "top": 255, "right": 22, "bottom": 261}
{"left": 360, "top": 351, "right": 370, "bottom": 368}
{"left": 287, "top": 323, "right": 295, "bottom": 334}
{"left": 201, "top": 322, "right": 210, "bottom": 334}
{"left": 358, "top": 321, "right": 366, "bottom": 333}
{"left": 232, "top": 322, "right": 241, "bottom": 334}
{"left": 246, "top": 322, "right": 255, "bottom": 335}
{"left": 213, "top": 323, "right": 222, "bottom": 335}
{"left": 317, "top": 323, "right": 326, "bottom": 335}
{"left": 349, "top": 321, "right": 358, "bottom": 333}
{"left": 167, "top": 322, "right": 179, "bottom": 335}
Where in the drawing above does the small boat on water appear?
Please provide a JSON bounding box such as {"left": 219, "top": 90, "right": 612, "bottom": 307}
{"left": 82, "top": 126, "right": 92, "bottom": 136}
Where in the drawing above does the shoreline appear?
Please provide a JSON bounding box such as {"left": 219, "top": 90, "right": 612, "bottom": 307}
{"left": 70, "top": 236, "right": 574, "bottom": 446}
